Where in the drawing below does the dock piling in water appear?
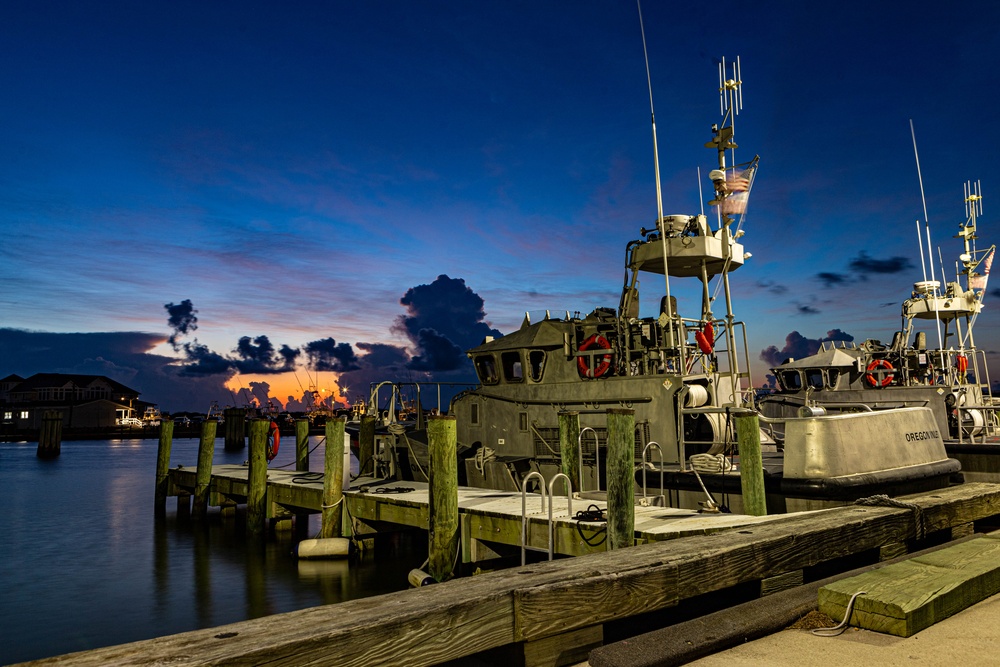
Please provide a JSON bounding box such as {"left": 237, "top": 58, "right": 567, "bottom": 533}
{"left": 295, "top": 419, "right": 309, "bottom": 472}
{"left": 36, "top": 410, "right": 62, "bottom": 459}
{"left": 358, "top": 414, "right": 375, "bottom": 476}
{"left": 224, "top": 407, "right": 246, "bottom": 451}
{"left": 193, "top": 419, "right": 218, "bottom": 518}
{"left": 606, "top": 408, "right": 635, "bottom": 549}
{"left": 428, "top": 415, "right": 458, "bottom": 582}
{"left": 247, "top": 419, "right": 270, "bottom": 538}
{"left": 154, "top": 419, "right": 175, "bottom": 518}
{"left": 558, "top": 411, "right": 581, "bottom": 493}
{"left": 736, "top": 412, "right": 767, "bottom": 516}
{"left": 320, "top": 418, "right": 346, "bottom": 539}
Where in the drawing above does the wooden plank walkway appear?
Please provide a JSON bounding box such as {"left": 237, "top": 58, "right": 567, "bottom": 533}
{"left": 167, "top": 464, "right": 811, "bottom": 560}
{"left": 819, "top": 529, "right": 1000, "bottom": 636}
{"left": 22, "top": 483, "right": 1000, "bottom": 667}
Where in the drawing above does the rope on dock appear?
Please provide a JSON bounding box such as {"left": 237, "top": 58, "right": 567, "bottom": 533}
{"left": 811, "top": 590, "right": 867, "bottom": 636}
{"left": 854, "top": 494, "right": 925, "bottom": 540}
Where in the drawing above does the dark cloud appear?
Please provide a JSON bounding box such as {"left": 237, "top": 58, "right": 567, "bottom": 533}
{"left": 759, "top": 329, "right": 855, "bottom": 367}
{"left": 816, "top": 272, "right": 850, "bottom": 287}
{"left": 796, "top": 304, "right": 820, "bottom": 315}
{"left": 233, "top": 335, "right": 297, "bottom": 374}
{"left": 848, "top": 251, "right": 912, "bottom": 277}
{"left": 305, "top": 337, "right": 360, "bottom": 373}
{"left": 756, "top": 279, "right": 788, "bottom": 295}
{"left": 165, "top": 300, "right": 198, "bottom": 350}
{"left": 177, "top": 340, "right": 234, "bottom": 376}
{"left": 392, "top": 275, "right": 501, "bottom": 373}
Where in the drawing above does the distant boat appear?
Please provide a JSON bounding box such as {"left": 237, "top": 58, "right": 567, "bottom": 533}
{"left": 760, "top": 180, "right": 997, "bottom": 481}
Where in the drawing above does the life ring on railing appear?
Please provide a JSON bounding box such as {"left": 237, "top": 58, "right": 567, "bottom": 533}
{"left": 577, "top": 334, "right": 612, "bottom": 378}
{"left": 865, "top": 359, "right": 894, "bottom": 388}
{"left": 695, "top": 321, "right": 715, "bottom": 354}
{"left": 266, "top": 421, "right": 280, "bottom": 461}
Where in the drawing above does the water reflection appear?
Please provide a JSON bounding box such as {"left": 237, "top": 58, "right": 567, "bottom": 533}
{"left": 0, "top": 437, "right": 424, "bottom": 664}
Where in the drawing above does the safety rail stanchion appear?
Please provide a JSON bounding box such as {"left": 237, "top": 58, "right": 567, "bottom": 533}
{"left": 520, "top": 471, "right": 548, "bottom": 566}
{"left": 641, "top": 441, "right": 664, "bottom": 502}
{"left": 577, "top": 427, "right": 600, "bottom": 493}
{"left": 547, "top": 473, "right": 572, "bottom": 560}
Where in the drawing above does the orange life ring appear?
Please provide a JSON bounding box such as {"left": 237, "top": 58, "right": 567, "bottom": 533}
{"left": 865, "top": 359, "right": 894, "bottom": 388}
{"left": 267, "top": 420, "right": 280, "bottom": 461}
{"left": 578, "top": 334, "right": 612, "bottom": 378}
{"left": 957, "top": 355, "right": 969, "bottom": 374}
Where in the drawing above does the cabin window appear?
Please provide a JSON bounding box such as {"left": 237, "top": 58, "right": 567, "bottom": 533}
{"left": 519, "top": 412, "right": 528, "bottom": 432}
{"left": 805, "top": 369, "right": 824, "bottom": 390}
{"left": 20, "top": 411, "right": 28, "bottom": 419}
{"left": 3, "top": 411, "right": 11, "bottom": 420}
{"left": 779, "top": 370, "right": 802, "bottom": 390}
{"left": 474, "top": 355, "right": 499, "bottom": 385}
{"left": 501, "top": 351, "right": 523, "bottom": 383}
{"left": 528, "top": 350, "right": 546, "bottom": 382}
{"left": 827, "top": 369, "right": 841, "bottom": 389}
{"left": 470, "top": 402, "right": 480, "bottom": 425}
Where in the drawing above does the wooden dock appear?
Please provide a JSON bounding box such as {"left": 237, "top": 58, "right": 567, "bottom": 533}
{"left": 166, "top": 463, "right": 802, "bottom": 562}
{"left": 21, "top": 482, "right": 1000, "bottom": 667}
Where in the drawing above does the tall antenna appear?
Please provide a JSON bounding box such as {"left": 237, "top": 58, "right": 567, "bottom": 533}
{"left": 636, "top": 0, "right": 673, "bottom": 338}
{"left": 910, "top": 120, "right": 944, "bottom": 352}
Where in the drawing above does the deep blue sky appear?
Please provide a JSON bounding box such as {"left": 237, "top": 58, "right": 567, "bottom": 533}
{"left": 2, "top": 1, "right": 999, "bottom": 411}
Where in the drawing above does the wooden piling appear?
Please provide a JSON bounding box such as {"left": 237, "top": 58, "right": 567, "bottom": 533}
{"left": 224, "top": 407, "right": 246, "bottom": 451}
{"left": 320, "top": 418, "right": 346, "bottom": 539}
{"left": 735, "top": 412, "right": 767, "bottom": 517}
{"left": 154, "top": 419, "right": 175, "bottom": 518}
{"left": 606, "top": 408, "right": 635, "bottom": 550}
{"left": 193, "top": 419, "right": 218, "bottom": 518}
{"left": 36, "top": 410, "right": 62, "bottom": 459}
{"left": 247, "top": 419, "right": 270, "bottom": 538}
{"left": 358, "top": 414, "right": 376, "bottom": 476}
{"left": 558, "top": 411, "right": 581, "bottom": 493}
{"left": 428, "top": 415, "right": 458, "bottom": 582}
{"left": 295, "top": 419, "right": 310, "bottom": 472}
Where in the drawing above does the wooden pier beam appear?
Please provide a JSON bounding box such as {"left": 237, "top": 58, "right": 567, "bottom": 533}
{"left": 735, "top": 412, "right": 767, "bottom": 516}
{"left": 358, "top": 413, "right": 376, "bottom": 477}
{"left": 193, "top": 419, "right": 218, "bottom": 518}
{"left": 154, "top": 418, "right": 175, "bottom": 518}
{"left": 559, "top": 410, "right": 581, "bottom": 493}
{"left": 606, "top": 408, "right": 635, "bottom": 550}
{"left": 320, "top": 418, "right": 346, "bottom": 539}
{"left": 36, "top": 410, "right": 62, "bottom": 459}
{"left": 247, "top": 419, "right": 270, "bottom": 538}
{"left": 429, "top": 415, "right": 458, "bottom": 582}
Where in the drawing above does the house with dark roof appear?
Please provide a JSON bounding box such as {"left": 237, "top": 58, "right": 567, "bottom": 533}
{"left": 1, "top": 373, "right": 149, "bottom": 429}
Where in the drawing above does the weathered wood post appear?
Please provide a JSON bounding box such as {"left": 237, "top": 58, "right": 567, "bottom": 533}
{"left": 224, "top": 408, "right": 246, "bottom": 451}
{"left": 428, "top": 415, "right": 458, "bottom": 582}
{"left": 606, "top": 408, "right": 635, "bottom": 550}
{"left": 358, "top": 413, "right": 376, "bottom": 477}
{"left": 559, "top": 410, "right": 581, "bottom": 493}
{"left": 246, "top": 419, "right": 270, "bottom": 538}
{"left": 37, "top": 410, "right": 63, "bottom": 459}
{"left": 735, "top": 411, "right": 767, "bottom": 516}
{"left": 295, "top": 419, "right": 310, "bottom": 472}
{"left": 320, "top": 417, "right": 346, "bottom": 539}
{"left": 193, "top": 419, "right": 218, "bottom": 519}
{"left": 154, "top": 418, "right": 175, "bottom": 518}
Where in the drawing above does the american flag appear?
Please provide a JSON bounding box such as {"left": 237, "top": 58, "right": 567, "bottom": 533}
{"left": 970, "top": 248, "right": 994, "bottom": 291}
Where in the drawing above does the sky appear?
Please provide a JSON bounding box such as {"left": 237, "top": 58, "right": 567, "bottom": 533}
{"left": 2, "top": 1, "right": 999, "bottom": 413}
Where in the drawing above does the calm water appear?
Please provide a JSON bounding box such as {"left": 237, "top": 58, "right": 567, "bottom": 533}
{"left": 0, "top": 436, "right": 422, "bottom": 665}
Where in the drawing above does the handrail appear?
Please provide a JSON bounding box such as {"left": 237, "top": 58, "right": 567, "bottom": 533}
{"left": 520, "top": 471, "right": 548, "bottom": 566}
{"left": 577, "top": 427, "right": 600, "bottom": 493}
{"left": 641, "top": 441, "right": 664, "bottom": 501}
{"left": 547, "top": 473, "right": 572, "bottom": 561}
